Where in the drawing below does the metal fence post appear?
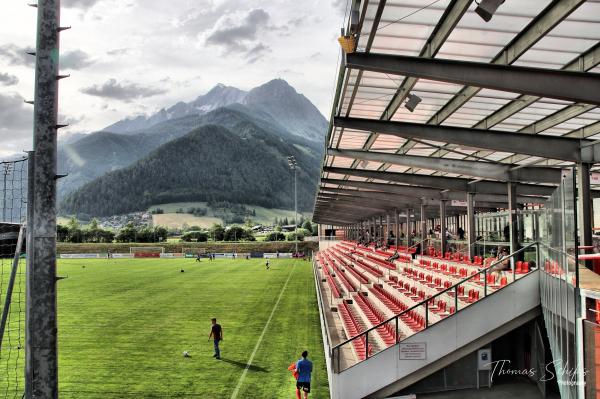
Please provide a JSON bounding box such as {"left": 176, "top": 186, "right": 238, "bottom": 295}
{"left": 25, "top": 1, "right": 61, "bottom": 397}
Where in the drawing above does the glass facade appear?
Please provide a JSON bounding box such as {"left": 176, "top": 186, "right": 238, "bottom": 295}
{"left": 538, "top": 168, "right": 580, "bottom": 399}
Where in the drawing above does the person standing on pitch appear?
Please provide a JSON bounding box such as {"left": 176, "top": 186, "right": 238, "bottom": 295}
{"left": 208, "top": 318, "right": 223, "bottom": 359}
{"left": 294, "top": 350, "right": 312, "bottom": 399}
{"left": 266, "top": 259, "right": 270, "bottom": 270}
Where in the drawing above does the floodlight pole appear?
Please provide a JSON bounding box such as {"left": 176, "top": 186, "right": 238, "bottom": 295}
{"left": 294, "top": 166, "right": 298, "bottom": 254}
{"left": 288, "top": 156, "right": 299, "bottom": 255}
{"left": 26, "top": 0, "right": 61, "bottom": 397}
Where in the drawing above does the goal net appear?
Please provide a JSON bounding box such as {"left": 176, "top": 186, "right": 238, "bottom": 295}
{"left": 0, "top": 223, "right": 26, "bottom": 398}
{"left": 129, "top": 246, "right": 165, "bottom": 254}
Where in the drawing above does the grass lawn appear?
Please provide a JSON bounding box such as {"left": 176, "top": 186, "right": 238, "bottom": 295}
{"left": 56, "top": 258, "right": 328, "bottom": 398}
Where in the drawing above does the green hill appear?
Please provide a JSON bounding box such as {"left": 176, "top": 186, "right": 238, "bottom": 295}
{"left": 60, "top": 120, "right": 320, "bottom": 217}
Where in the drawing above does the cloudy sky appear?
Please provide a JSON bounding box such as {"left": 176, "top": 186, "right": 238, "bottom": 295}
{"left": 0, "top": 0, "right": 347, "bottom": 157}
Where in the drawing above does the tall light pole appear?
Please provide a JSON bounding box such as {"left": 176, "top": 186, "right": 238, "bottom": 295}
{"left": 288, "top": 156, "right": 298, "bottom": 255}
{"left": 2, "top": 163, "right": 12, "bottom": 222}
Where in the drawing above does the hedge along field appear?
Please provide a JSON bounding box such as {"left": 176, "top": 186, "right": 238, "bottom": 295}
{"left": 57, "top": 258, "right": 329, "bottom": 398}
{"left": 56, "top": 240, "right": 319, "bottom": 254}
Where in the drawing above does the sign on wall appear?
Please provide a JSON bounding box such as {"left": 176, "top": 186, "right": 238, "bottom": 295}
{"left": 399, "top": 343, "right": 427, "bottom": 360}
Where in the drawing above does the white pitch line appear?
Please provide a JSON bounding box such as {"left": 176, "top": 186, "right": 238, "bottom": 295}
{"left": 230, "top": 263, "right": 296, "bottom": 399}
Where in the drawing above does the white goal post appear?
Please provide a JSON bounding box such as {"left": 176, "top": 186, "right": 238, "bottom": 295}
{"left": 129, "top": 246, "right": 165, "bottom": 254}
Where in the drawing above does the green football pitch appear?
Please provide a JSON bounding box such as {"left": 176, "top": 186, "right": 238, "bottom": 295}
{"left": 54, "top": 258, "right": 329, "bottom": 398}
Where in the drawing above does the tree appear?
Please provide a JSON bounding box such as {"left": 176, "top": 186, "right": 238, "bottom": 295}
{"left": 56, "top": 225, "right": 69, "bottom": 242}
{"left": 265, "top": 232, "right": 285, "bottom": 241}
{"left": 209, "top": 223, "right": 225, "bottom": 241}
{"left": 154, "top": 226, "right": 168, "bottom": 242}
{"left": 115, "top": 222, "right": 138, "bottom": 243}
{"left": 287, "top": 231, "right": 305, "bottom": 241}
{"left": 89, "top": 218, "right": 99, "bottom": 230}
{"left": 302, "top": 220, "right": 312, "bottom": 231}
{"left": 283, "top": 217, "right": 289, "bottom": 226}
{"left": 181, "top": 230, "right": 208, "bottom": 242}
{"left": 224, "top": 225, "right": 246, "bottom": 241}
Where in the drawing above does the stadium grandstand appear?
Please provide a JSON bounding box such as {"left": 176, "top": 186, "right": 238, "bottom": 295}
{"left": 312, "top": 1, "right": 600, "bottom": 399}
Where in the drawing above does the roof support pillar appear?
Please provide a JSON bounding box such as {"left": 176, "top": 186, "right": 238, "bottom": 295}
{"left": 406, "top": 208, "right": 412, "bottom": 248}
{"left": 508, "top": 183, "right": 519, "bottom": 267}
{"left": 440, "top": 200, "right": 447, "bottom": 256}
{"left": 395, "top": 209, "right": 400, "bottom": 249}
{"left": 386, "top": 213, "right": 391, "bottom": 245}
{"left": 578, "top": 163, "right": 593, "bottom": 270}
{"left": 467, "top": 193, "right": 476, "bottom": 260}
{"left": 420, "top": 203, "right": 427, "bottom": 255}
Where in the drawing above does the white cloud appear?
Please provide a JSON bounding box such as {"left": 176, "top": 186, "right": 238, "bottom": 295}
{"left": 81, "top": 79, "right": 168, "bottom": 102}
{"left": 0, "top": 0, "right": 343, "bottom": 157}
{"left": 0, "top": 73, "right": 19, "bottom": 86}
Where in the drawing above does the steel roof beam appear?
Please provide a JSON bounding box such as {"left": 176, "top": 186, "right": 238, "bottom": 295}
{"left": 335, "top": 116, "right": 592, "bottom": 162}
{"left": 427, "top": 0, "right": 587, "bottom": 125}
{"left": 323, "top": 166, "right": 556, "bottom": 196}
{"left": 317, "top": 196, "right": 505, "bottom": 213}
{"left": 474, "top": 43, "right": 600, "bottom": 131}
{"left": 345, "top": 52, "right": 600, "bottom": 105}
{"left": 328, "top": 148, "right": 561, "bottom": 184}
{"left": 380, "top": 0, "right": 473, "bottom": 121}
{"left": 318, "top": 188, "right": 515, "bottom": 209}
{"left": 321, "top": 176, "right": 555, "bottom": 202}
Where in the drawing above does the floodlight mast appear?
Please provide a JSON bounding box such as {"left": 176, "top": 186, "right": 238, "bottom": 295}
{"left": 288, "top": 156, "right": 298, "bottom": 255}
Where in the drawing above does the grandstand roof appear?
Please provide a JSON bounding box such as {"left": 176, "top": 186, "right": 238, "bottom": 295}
{"left": 313, "top": 0, "right": 600, "bottom": 225}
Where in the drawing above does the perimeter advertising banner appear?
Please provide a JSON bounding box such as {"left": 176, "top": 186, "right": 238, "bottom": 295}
{"left": 59, "top": 253, "right": 107, "bottom": 259}
{"left": 111, "top": 253, "right": 134, "bottom": 259}
{"left": 133, "top": 253, "right": 160, "bottom": 258}
{"left": 159, "top": 253, "right": 184, "bottom": 258}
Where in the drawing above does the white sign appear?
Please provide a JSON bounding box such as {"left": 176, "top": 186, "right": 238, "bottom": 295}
{"left": 159, "top": 253, "right": 184, "bottom": 258}
{"left": 451, "top": 200, "right": 467, "bottom": 207}
{"left": 478, "top": 349, "right": 492, "bottom": 370}
{"left": 264, "top": 253, "right": 293, "bottom": 258}
{"left": 60, "top": 253, "right": 106, "bottom": 259}
{"left": 111, "top": 253, "right": 133, "bottom": 259}
{"left": 591, "top": 172, "right": 600, "bottom": 185}
{"left": 399, "top": 343, "right": 427, "bottom": 360}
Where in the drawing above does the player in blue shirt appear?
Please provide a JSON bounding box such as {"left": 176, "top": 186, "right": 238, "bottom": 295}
{"left": 295, "top": 350, "right": 313, "bottom": 399}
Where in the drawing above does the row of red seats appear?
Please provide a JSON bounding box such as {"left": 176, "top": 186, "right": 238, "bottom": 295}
{"left": 369, "top": 285, "right": 404, "bottom": 314}
{"left": 364, "top": 253, "right": 396, "bottom": 270}
{"left": 326, "top": 275, "right": 342, "bottom": 298}
{"left": 331, "top": 249, "right": 370, "bottom": 284}
{"left": 353, "top": 294, "right": 397, "bottom": 346}
{"left": 338, "top": 302, "right": 371, "bottom": 360}
{"left": 326, "top": 255, "right": 357, "bottom": 292}
{"left": 353, "top": 257, "right": 384, "bottom": 278}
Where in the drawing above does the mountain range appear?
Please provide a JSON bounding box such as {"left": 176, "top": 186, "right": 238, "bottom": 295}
{"left": 58, "top": 79, "right": 327, "bottom": 218}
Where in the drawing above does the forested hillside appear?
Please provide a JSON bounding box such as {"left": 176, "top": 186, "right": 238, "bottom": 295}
{"left": 60, "top": 121, "right": 319, "bottom": 216}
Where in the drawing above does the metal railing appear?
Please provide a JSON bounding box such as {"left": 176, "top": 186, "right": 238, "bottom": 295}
{"left": 330, "top": 242, "right": 540, "bottom": 372}
{"left": 312, "top": 258, "right": 334, "bottom": 353}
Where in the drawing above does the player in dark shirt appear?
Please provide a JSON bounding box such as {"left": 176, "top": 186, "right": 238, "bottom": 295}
{"left": 208, "top": 318, "right": 223, "bottom": 359}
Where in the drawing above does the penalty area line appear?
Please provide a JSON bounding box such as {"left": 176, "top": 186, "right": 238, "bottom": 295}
{"left": 230, "top": 263, "right": 296, "bottom": 399}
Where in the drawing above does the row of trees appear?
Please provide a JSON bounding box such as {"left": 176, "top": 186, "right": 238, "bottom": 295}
{"left": 57, "top": 218, "right": 317, "bottom": 244}
{"left": 181, "top": 224, "right": 256, "bottom": 242}
{"left": 57, "top": 218, "right": 169, "bottom": 243}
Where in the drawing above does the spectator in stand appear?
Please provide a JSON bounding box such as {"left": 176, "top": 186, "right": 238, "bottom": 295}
{"left": 457, "top": 227, "right": 465, "bottom": 240}
{"left": 490, "top": 247, "right": 511, "bottom": 278}
{"left": 386, "top": 250, "right": 400, "bottom": 263}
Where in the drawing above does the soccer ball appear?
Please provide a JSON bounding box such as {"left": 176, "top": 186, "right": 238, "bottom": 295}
{"left": 183, "top": 351, "right": 190, "bottom": 357}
